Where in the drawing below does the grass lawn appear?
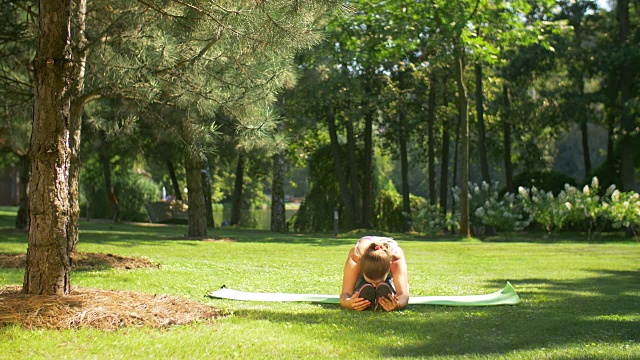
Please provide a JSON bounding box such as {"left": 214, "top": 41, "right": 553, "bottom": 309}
{"left": 1, "top": 206, "right": 639, "bottom": 359}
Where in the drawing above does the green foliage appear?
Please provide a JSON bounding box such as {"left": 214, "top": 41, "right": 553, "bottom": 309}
{"left": 558, "top": 177, "right": 610, "bottom": 239}
{"left": 291, "top": 145, "right": 342, "bottom": 232}
{"left": 518, "top": 186, "right": 569, "bottom": 234}
{"left": 80, "top": 155, "right": 160, "bottom": 222}
{"left": 451, "top": 177, "right": 640, "bottom": 240}
{"left": 513, "top": 170, "right": 577, "bottom": 195}
{"left": 293, "top": 143, "right": 415, "bottom": 232}
{"left": 411, "top": 202, "right": 459, "bottom": 235}
{"left": 373, "top": 183, "right": 426, "bottom": 233}
{"left": 473, "top": 191, "right": 532, "bottom": 233}
{"left": 607, "top": 190, "right": 640, "bottom": 230}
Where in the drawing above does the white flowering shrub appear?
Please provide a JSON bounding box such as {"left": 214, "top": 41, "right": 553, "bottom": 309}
{"left": 412, "top": 202, "right": 459, "bottom": 234}
{"left": 452, "top": 181, "right": 499, "bottom": 229}
{"left": 452, "top": 181, "right": 532, "bottom": 233}
{"left": 519, "top": 186, "right": 570, "bottom": 235}
{"left": 606, "top": 189, "right": 640, "bottom": 231}
{"left": 445, "top": 176, "right": 638, "bottom": 239}
{"left": 556, "top": 177, "right": 611, "bottom": 240}
{"left": 474, "top": 191, "right": 533, "bottom": 232}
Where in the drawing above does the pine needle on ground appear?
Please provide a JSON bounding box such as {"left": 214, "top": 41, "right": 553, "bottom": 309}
{"left": 0, "top": 252, "right": 159, "bottom": 270}
{"left": 0, "top": 286, "right": 223, "bottom": 331}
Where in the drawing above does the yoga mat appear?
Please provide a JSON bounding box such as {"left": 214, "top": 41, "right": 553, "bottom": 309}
{"left": 207, "top": 282, "right": 520, "bottom": 306}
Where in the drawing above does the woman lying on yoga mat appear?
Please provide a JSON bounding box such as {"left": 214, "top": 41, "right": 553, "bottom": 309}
{"left": 340, "top": 236, "right": 409, "bottom": 311}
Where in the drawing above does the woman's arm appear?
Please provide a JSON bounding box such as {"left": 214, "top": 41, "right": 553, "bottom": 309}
{"left": 339, "top": 248, "right": 371, "bottom": 311}
{"left": 379, "top": 247, "right": 409, "bottom": 311}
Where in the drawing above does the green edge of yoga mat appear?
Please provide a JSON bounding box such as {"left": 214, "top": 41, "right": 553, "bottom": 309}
{"left": 207, "top": 282, "right": 520, "bottom": 306}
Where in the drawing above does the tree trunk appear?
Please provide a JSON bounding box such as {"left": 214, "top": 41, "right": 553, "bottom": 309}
{"left": 185, "top": 150, "right": 207, "bottom": 236}
{"left": 271, "top": 137, "right": 287, "bottom": 232}
{"left": 201, "top": 157, "right": 214, "bottom": 228}
{"left": 502, "top": 83, "right": 514, "bottom": 193}
{"left": 326, "top": 105, "right": 355, "bottom": 229}
{"left": 23, "top": 0, "right": 73, "bottom": 296}
{"left": 67, "top": 100, "right": 82, "bottom": 252}
{"left": 230, "top": 155, "right": 245, "bottom": 226}
{"left": 362, "top": 104, "right": 374, "bottom": 228}
{"left": 580, "top": 119, "right": 591, "bottom": 176}
{"left": 270, "top": 113, "right": 287, "bottom": 232}
{"left": 99, "top": 151, "right": 120, "bottom": 223}
{"left": 618, "top": 0, "right": 636, "bottom": 192}
{"left": 439, "top": 82, "right": 451, "bottom": 215}
{"left": 67, "top": 0, "right": 88, "bottom": 256}
{"left": 455, "top": 43, "right": 470, "bottom": 238}
{"left": 399, "top": 122, "right": 411, "bottom": 232}
{"left": 451, "top": 83, "right": 462, "bottom": 223}
{"left": 475, "top": 62, "right": 491, "bottom": 183}
{"left": 167, "top": 160, "right": 183, "bottom": 201}
{"left": 398, "top": 74, "right": 411, "bottom": 232}
{"left": 606, "top": 108, "right": 615, "bottom": 178}
{"left": 345, "top": 113, "right": 362, "bottom": 228}
{"left": 15, "top": 155, "right": 29, "bottom": 231}
{"left": 427, "top": 74, "right": 437, "bottom": 205}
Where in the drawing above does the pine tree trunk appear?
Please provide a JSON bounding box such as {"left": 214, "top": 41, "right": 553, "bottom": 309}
{"left": 345, "top": 114, "right": 362, "bottom": 228}
{"left": 618, "top": 0, "right": 636, "bottom": 192}
{"left": 475, "top": 62, "right": 490, "bottom": 183}
{"left": 271, "top": 142, "right": 287, "bottom": 232}
{"left": 230, "top": 156, "right": 245, "bottom": 226}
{"left": 185, "top": 151, "right": 207, "bottom": 236}
{"left": 455, "top": 43, "right": 470, "bottom": 238}
{"left": 67, "top": 0, "right": 88, "bottom": 255}
{"left": 201, "top": 157, "right": 214, "bottom": 228}
{"left": 326, "top": 106, "right": 355, "bottom": 229}
{"left": 99, "top": 151, "right": 120, "bottom": 223}
{"left": 167, "top": 160, "right": 183, "bottom": 201}
{"left": 362, "top": 106, "right": 374, "bottom": 228}
{"left": 23, "top": 0, "right": 73, "bottom": 296}
{"left": 427, "top": 75, "right": 437, "bottom": 205}
{"left": 502, "top": 83, "right": 514, "bottom": 193}
{"left": 68, "top": 101, "right": 82, "bottom": 252}
{"left": 439, "top": 83, "right": 451, "bottom": 215}
{"left": 15, "top": 155, "right": 29, "bottom": 231}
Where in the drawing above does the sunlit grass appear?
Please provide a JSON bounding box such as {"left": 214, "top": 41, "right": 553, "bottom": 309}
{"left": 1, "top": 207, "right": 639, "bottom": 359}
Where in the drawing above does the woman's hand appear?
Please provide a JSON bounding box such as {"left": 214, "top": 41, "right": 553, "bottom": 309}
{"left": 377, "top": 293, "right": 399, "bottom": 312}
{"left": 348, "top": 291, "right": 372, "bottom": 311}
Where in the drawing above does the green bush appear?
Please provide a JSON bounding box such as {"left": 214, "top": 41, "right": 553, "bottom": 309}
{"left": 513, "top": 170, "right": 576, "bottom": 195}
{"left": 80, "top": 155, "right": 160, "bottom": 222}
{"left": 374, "top": 185, "right": 425, "bottom": 233}
{"left": 411, "top": 202, "right": 459, "bottom": 235}
{"left": 293, "top": 144, "right": 421, "bottom": 233}
{"left": 114, "top": 174, "right": 160, "bottom": 222}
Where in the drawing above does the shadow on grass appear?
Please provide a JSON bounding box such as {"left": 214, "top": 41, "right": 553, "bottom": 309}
{"left": 231, "top": 270, "right": 640, "bottom": 358}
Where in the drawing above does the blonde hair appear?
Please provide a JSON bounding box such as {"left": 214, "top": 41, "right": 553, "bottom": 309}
{"left": 360, "top": 241, "right": 392, "bottom": 281}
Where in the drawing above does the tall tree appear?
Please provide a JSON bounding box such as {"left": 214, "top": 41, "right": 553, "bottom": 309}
{"left": 618, "top": 0, "right": 637, "bottom": 191}
{"left": 475, "top": 59, "right": 491, "bottom": 183}
{"left": 23, "top": 0, "right": 73, "bottom": 295}
{"left": 270, "top": 116, "right": 287, "bottom": 232}
{"left": 427, "top": 75, "right": 438, "bottom": 205}
{"left": 439, "top": 80, "right": 453, "bottom": 215}
{"left": 229, "top": 155, "right": 245, "bottom": 227}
